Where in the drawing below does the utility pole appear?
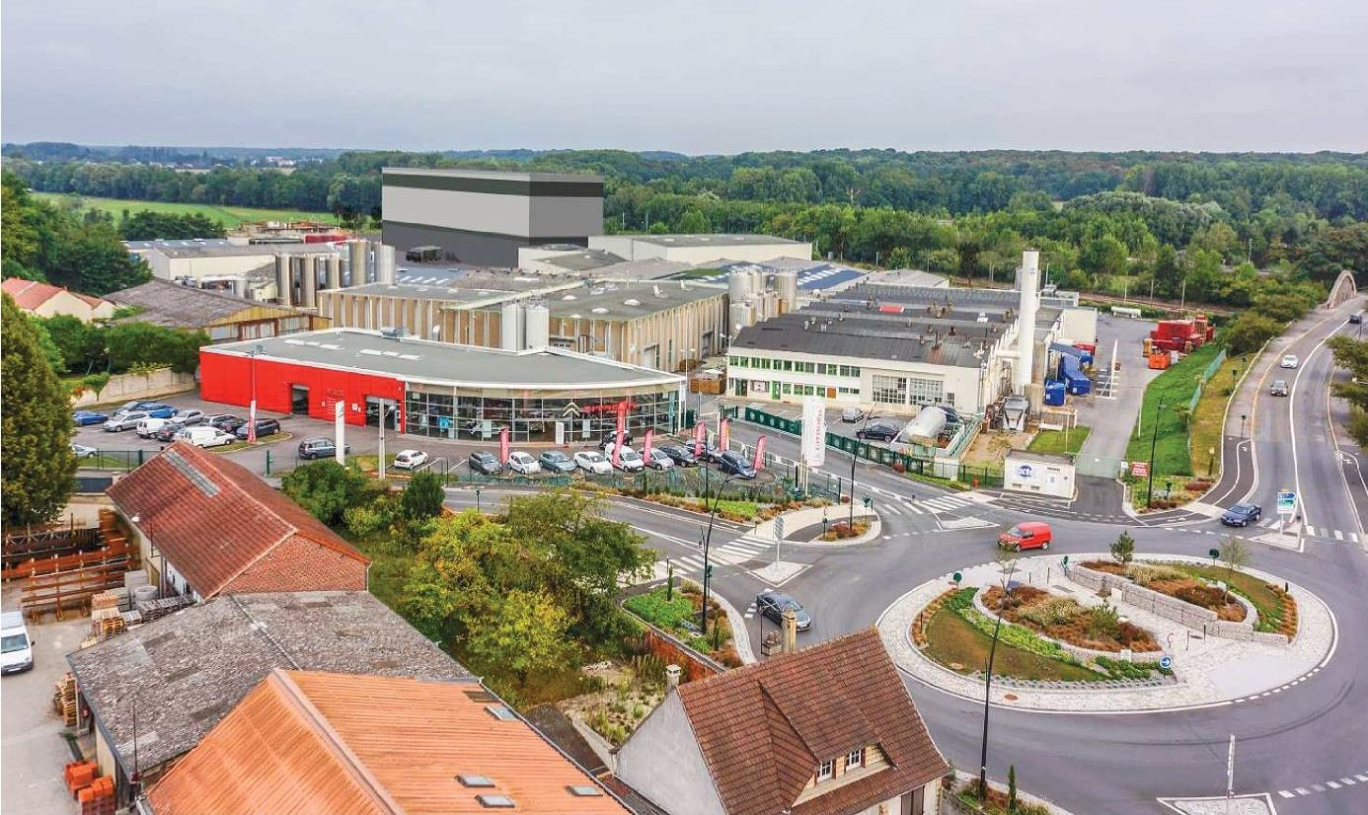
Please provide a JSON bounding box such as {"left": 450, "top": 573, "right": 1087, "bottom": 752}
{"left": 978, "top": 557, "right": 1018, "bottom": 801}
{"left": 1146, "top": 396, "right": 1165, "bottom": 508}
{"left": 850, "top": 414, "right": 880, "bottom": 528}
{"left": 1180, "top": 278, "right": 1187, "bottom": 311}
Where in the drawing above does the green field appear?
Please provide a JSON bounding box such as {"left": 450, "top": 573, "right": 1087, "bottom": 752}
{"left": 1125, "top": 342, "right": 1223, "bottom": 484}
{"left": 33, "top": 193, "right": 338, "bottom": 229}
{"left": 1028, "top": 425, "right": 1091, "bottom": 455}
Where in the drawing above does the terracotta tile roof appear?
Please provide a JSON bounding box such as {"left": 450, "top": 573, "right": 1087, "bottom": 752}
{"left": 106, "top": 442, "right": 367, "bottom": 598}
{"left": 673, "top": 628, "right": 949, "bottom": 815}
{"left": 146, "top": 670, "right": 632, "bottom": 815}
{"left": 2, "top": 277, "right": 109, "bottom": 310}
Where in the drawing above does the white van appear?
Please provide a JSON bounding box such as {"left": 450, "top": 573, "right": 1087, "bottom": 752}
{"left": 176, "top": 426, "right": 234, "bottom": 448}
{"left": 2, "top": 611, "right": 35, "bottom": 675}
{"left": 136, "top": 417, "right": 170, "bottom": 438}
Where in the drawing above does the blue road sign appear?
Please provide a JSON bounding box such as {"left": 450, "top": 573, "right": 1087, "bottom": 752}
{"left": 1159, "top": 655, "right": 1173, "bottom": 670}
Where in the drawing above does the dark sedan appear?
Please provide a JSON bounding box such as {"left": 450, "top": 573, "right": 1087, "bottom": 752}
{"left": 856, "top": 422, "right": 901, "bottom": 442}
{"left": 1221, "top": 503, "right": 1262, "bottom": 527}
{"left": 658, "top": 444, "right": 698, "bottom": 467}
{"left": 716, "top": 450, "right": 757, "bottom": 479}
{"left": 234, "top": 418, "right": 281, "bottom": 440}
{"left": 154, "top": 419, "right": 188, "bottom": 442}
{"left": 755, "top": 590, "right": 812, "bottom": 631}
{"left": 469, "top": 451, "right": 502, "bottom": 475}
{"left": 73, "top": 411, "right": 109, "bottom": 426}
{"left": 209, "top": 414, "right": 247, "bottom": 432}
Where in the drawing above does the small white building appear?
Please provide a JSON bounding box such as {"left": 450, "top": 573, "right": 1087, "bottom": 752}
{"left": 1004, "top": 450, "right": 1076, "bottom": 498}
{"left": 589, "top": 233, "right": 812, "bottom": 265}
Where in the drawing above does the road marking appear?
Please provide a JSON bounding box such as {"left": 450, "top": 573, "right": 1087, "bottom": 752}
{"left": 1312, "top": 784, "right": 1326, "bottom": 792}
{"left": 1295, "top": 787, "right": 1310, "bottom": 796}
{"left": 1356, "top": 774, "right": 1368, "bottom": 782}
{"left": 884, "top": 503, "right": 902, "bottom": 516}
{"left": 1342, "top": 777, "right": 1357, "bottom": 785}
{"left": 1278, "top": 790, "right": 1295, "bottom": 798}
{"left": 1326, "top": 781, "right": 1341, "bottom": 789}
{"left": 903, "top": 502, "right": 924, "bottom": 515}
{"left": 1306, "top": 525, "right": 1317, "bottom": 536}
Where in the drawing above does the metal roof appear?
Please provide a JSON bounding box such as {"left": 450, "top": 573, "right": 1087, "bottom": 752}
{"left": 480, "top": 280, "right": 725, "bottom": 321}
{"left": 731, "top": 313, "right": 987, "bottom": 368}
{"left": 205, "top": 329, "right": 684, "bottom": 390}
{"left": 625, "top": 233, "right": 802, "bottom": 249}
{"left": 124, "top": 239, "right": 340, "bottom": 259}
{"left": 382, "top": 167, "right": 603, "bottom": 184}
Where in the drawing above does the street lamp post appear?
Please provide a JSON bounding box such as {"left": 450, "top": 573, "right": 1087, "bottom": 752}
{"left": 1146, "top": 396, "right": 1165, "bottom": 508}
{"left": 850, "top": 414, "right": 880, "bottom": 528}
{"left": 978, "top": 557, "right": 1018, "bottom": 801}
{"left": 700, "top": 473, "right": 741, "bottom": 640}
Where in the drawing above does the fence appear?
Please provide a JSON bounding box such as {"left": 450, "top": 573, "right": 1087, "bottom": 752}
{"left": 74, "top": 450, "right": 157, "bottom": 473}
{"left": 1188, "top": 348, "right": 1229, "bottom": 412}
{"left": 444, "top": 464, "right": 813, "bottom": 505}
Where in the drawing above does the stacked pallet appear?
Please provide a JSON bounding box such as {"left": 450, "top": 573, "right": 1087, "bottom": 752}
{"left": 136, "top": 595, "right": 192, "bottom": 622}
{"left": 65, "top": 760, "right": 97, "bottom": 795}
{"left": 54, "top": 674, "right": 78, "bottom": 726}
{"left": 90, "top": 595, "right": 126, "bottom": 643}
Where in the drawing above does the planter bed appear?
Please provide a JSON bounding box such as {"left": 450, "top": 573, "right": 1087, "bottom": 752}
{"left": 623, "top": 584, "right": 740, "bottom": 666}
{"left": 982, "top": 585, "right": 1161, "bottom": 653}
{"left": 1082, "top": 560, "right": 1247, "bottom": 622}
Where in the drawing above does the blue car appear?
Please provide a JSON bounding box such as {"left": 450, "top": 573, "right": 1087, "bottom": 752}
{"left": 73, "top": 411, "right": 109, "bottom": 426}
{"left": 1221, "top": 503, "right": 1262, "bottom": 527}
{"left": 141, "top": 403, "right": 177, "bottom": 419}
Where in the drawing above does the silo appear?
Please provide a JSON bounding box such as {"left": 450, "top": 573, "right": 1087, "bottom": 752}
{"left": 750, "top": 268, "right": 767, "bottom": 297}
{"left": 1014, "top": 250, "right": 1040, "bottom": 393}
{"left": 524, "top": 302, "right": 550, "bottom": 349}
{"left": 729, "top": 301, "right": 753, "bottom": 339}
{"left": 347, "top": 240, "right": 366, "bottom": 286}
{"left": 775, "top": 269, "right": 799, "bottom": 311}
{"left": 728, "top": 269, "right": 752, "bottom": 302}
{"left": 275, "top": 255, "right": 293, "bottom": 306}
{"left": 300, "top": 255, "right": 318, "bottom": 308}
{"left": 500, "top": 301, "right": 524, "bottom": 351}
{"left": 326, "top": 255, "right": 341, "bottom": 290}
{"left": 377, "top": 244, "right": 397, "bottom": 284}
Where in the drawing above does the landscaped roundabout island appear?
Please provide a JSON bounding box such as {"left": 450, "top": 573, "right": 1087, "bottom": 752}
{"left": 879, "top": 550, "right": 1335, "bottom": 712}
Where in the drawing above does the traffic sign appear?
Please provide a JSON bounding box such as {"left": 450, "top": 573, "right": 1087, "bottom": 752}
{"left": 774, "top": 516, "right": 786, "bottom": 541}
{"left": 1130, "top": 461, "right": 1149, "bottom": 478}
{"left": 1159, "top": 655, "right": 1173, "bottom": 670}
{"left": 952, "top": 572, "right": 963, "bottom": 585}
{"left": 1277, "top": 489, "right": 1297, "bottom": 516}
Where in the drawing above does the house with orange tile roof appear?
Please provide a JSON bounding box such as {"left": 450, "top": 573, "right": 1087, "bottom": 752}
{"left": 613, "top": 629, "right": 949, "bottom": 815}
{"left": 2, "top": 277, "right": 117, "bottom": 321}
{"left": 142, "top": 669, "right": 632, "bottom": 815}
{"left": 106, "top": 441, "right": 369, "bottom": 599}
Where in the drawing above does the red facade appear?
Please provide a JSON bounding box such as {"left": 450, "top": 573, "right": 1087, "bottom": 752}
{"left": 199, "top": 349, "right": 405, "bottom": 427}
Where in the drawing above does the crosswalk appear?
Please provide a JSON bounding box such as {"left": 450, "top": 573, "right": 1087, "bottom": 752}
{"left": 1243, "top": 516, "right": 1360, "bottom": 542}
{"left": 877, "top": 494, "right": 974, "bottom": 517}
{"left": 652, "top": 533, "right": 775, "bottom": 579}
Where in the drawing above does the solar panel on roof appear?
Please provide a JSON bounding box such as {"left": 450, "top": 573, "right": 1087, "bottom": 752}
{"left": 163, "top": 449, "right": 220, "bottom": 497}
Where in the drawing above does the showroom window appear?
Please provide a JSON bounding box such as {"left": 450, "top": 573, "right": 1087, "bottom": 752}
{"left": 872, "top": 375, "right": 907, "bottom": 405}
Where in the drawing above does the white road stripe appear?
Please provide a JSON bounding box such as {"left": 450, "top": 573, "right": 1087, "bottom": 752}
{"left": 1334, "top": 529, "right": 1344, "bottom": 540}
{"left": 1306, "top": 525, "right": 1317, "bottom": 536}
{"left": 903, "top": 502, "right": 924, "bottom": 515}
{"left": 1326, "top": 781, "right": 1341, "bottom": 789}
{"left": 1278, "top": 790, "right": 1295, "bottom": 799}
{"left": 1343, "top": 777, "right": 1357, "bottom": 785}
{"left": 1350, "top": 533, "right": 1360, "bottom": 543}
{"left": 884, "top": 504, "right": 902, "bottom": 516}
{"left": 1295, "top": 787, "right": 1309, "bottom": 796}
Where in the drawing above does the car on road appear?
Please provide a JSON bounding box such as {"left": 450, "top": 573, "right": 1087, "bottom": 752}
{"left": 1280, "top": 354, "right": 1299, "bottom": 369}
{"left": 716, "top": 450, "right": 757, "bottom": 479}
{"left": 469, "top": 451, "right": 502, "bottom": 475}
{"left": 574, "top": 450, "right": 612, "bottom": 475}
{"left": 234, "top": 418, "right": 282, "bottom": 440}
{"left": 1351, "top": 310, "right": 1364, "bottom": 325}
{"left": 1221, "top": 503, "right": 1262, "bottom": 527}
{"left": 998, "top": 521, "right": 1052, "bottom": 551}
{"left": 600, "top": 430, "right": 635, "bottom": 450}
{"left": 176, "top": 427, "right": 236, "bottom": 448}
{"left": 209, "top": 414, "right": 246, "bottom": 433}
{"left": 658, "top": 444, "right": 698, "bottom": 467}
{"left": 508, "top": 451, "right": 542, "bottom": 475}
{"left": 73, "top": 410, "right": 109, "bottom": 426}
{"left": 2, "top": 611, "right": 35, "bottom": 675}
{"left": 645, "top": 448, "right": 675, "bottom": 470}
{"left": 71, "top": 444, "right": 98, "bottom": 458}
{"left": 1269, "top": 379, "right": 1289, "bottom": 397}
{"left": 298, "top": 438, "right": 349, "bottom": 459}
{"left": 393, "top": 449, "right": 429, "bottom": 470}
{"left": 172, "top": 409, "right": 205, "bottom": 425}
{"left": 538, "top": 450, "right": 577, "bottom": 474}
{"left": 755, "top": 590, "right": 812, "bottom": 631}
{"left": 856, "top": 422, "right": 901, "bottom": 442}
{"left": 103, "top": 411, "right": 148, "bottom": 432}
{"left": 154, "top": 419, "right": 188, "bottom": 442}
{"left": 841, "top": 406, "right": 865, "bottom": 422}
{"left": 607, "top": 445, "right": 646, "bottom": 473}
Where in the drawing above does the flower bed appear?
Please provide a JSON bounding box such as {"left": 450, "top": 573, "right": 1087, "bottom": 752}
{"left": 1082, "top": 560, "right": 1247, "bottom": 622}
{"left": 983, "top": 585, "right": 1161, "bottom": 653}
{"left": 623, "top": 584, "right": 740, "bottom": 666}
{"left": 821, "top": 520, "right": 870, "bottom": 541}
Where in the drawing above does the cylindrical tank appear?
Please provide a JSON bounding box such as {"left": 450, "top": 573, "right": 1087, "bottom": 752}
{"left": 1015, "top": 250, "right": 1040, "bottom": 393}
{"left": 347, "top": 240, "right": 366, "bottom": 286}
{"left": 377, "top": 243, "right": 397, "bottom": 284}
{"left": 300, "top": 255, "right": 318, "bottom": 307}
{"left": 728, "top": 269, "right": 752, "bottom": 302}
{"left": 326, "top": 255, "right": 341, "bottom": 290}
{"left": 729, "top": 301, "right": 753, "bottom": 338}
{"left": 275, "top": 255, "right": 292, "bottom": 306}
{"left": 775, "top": 269, "right": 799, "bottom": 311}
{"left": 905, "top": 406, "right": 947, "bottom": 445}
{"left": 524, "top": 302, "right": 550, "bottom": 349}
{"left": 500, "top": 301, "right": 524, "bottom": 351}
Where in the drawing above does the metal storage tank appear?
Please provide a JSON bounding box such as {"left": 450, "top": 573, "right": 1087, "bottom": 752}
{"left": 524, "top": 302, "right": 550, "bottom": 349}
{"left": 300, "top": 255, "right": 318, "bottom": 307}
{"left": 501, "top": 301, "right": 524, "bottom": 351}
{"left": 775, "top": 269, "right": 799, "bottom": 310}
{"left": 275, "top": 255, "right": 292, "bottom": 306}
{"left": 347, "top": 240, "right": 366, "bottom": 286}
{"left": 904, "top": 406, "right": 947, "bottom": 445}
{"left": 326, "top": 255, "right": 341, "bottom": 290}
{"left": 377, "top": 244, "right": 398, "bottom": 284}
{"left": 729, "top": 301, "right": 754, "bottom": 339}
{"left": 728, "top": 269, "right": 753, "bottom": 302}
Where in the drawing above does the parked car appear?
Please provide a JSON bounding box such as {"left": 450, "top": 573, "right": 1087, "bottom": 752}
{"left": 1281, "top": 354, "right": 1300, "bottom": 369}
{"left": 538, "top": 450, "right": 577, "bottom": 474}
{"left": 116, "top": 400, "right": 161, "bottom": 414}
{"left": 209, "top": 414, "right": 247, "bottom": 433}
{"left": 103, "top": 411, "right": 148, "bottom": 432}
{"left": 716, "top": 450, "right": 757, "bottom": 479}
{"left": 469, "top": 451, "right": 502, "bottom": 475}
{"left": 154, "top": 419, "right": 188, "bottom": 442}
{"left": 574, "top": 450, "right": 612, "bottom": 475}
{"left": 508, "top": 451, "right": 542, "bottom": 475}
{"left": 140, "top": 403, "right": 177, "bottom": 419}
{"left": 298, "top": 437, "right": 349, "bottom": 459}
{"left": 172, "top": 409, "right": 205, "bottom": 425}
{"left": 998, "top": 521, "right": 1052, "bottom": 551}
{"left": 645, "top": 448, "right": 675, "bottom": 470}
{"left": 607, "top": 445, "right": 646, "bottom": 473}
{"left": 393, "top": 449, "right": 429, "bottom": 470}
{"left": 1350, "top": 310, "right": 1364, "bottom": 325}
{"left": 658, "top": 444, "right": 698, "bottom": 467}
{"left": 1270, "top": 379, "right": 1289, "bottom": 397}
{"left": 176, "top": 427, "right": 236, "bottom": 448}
{"left": 841, "top": 406, "right": 865, "bottom": 422}
{"left": 71, "top": 444, "right": 98, "bottom": 459}
{"left": 2, "top": 611, "right": 35, "bottom": 675}
{"left": 136, "top": 417, "right": 172, "bottom": 438}
{"left": 755, "top": 590, "right": 812, "bottom": 631}
{"left": 697, "top": 442, "right": 725, "bottom": 464}
{"left": 234, "top": 418, "right": 282, "bottom": 440}
{"left": 599, "top": 430, "right": 635, "bottom": 450}
{"left": 856, "top": 422, "right": 901, "bottom": 442}
{"left": 1221, "top": 503, "right": 1262, "bottom": 527}
{"left": 73, "top": 410, "right": 109, "bottom": 427}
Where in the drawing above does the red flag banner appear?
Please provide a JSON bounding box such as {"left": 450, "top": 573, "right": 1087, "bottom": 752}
{"left": 753, "top": 435, "right": 767, "bottom": 471}
{"left": 719, "top": 418, "right": 731, "bottom": 452}
{"left": 499, "top": 427, "right": 510, "bottom": 465}
{"left": 693, "top": 421, "right": 706, "bottom": 458}
{"left": 247, "top": 400, "right": 258, "bottom": 443}
{"left": 643, "top": 428, "right": 655, "bottom": 462}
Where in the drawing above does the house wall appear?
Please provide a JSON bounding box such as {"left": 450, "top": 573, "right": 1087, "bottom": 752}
{"left": 224, "top": 534, "right": 367, "bottom": 593}
{"left": 29, "top": 290, "right": 113, "bottom": 321}
{"left": 198, "top": 351, "right": 405, "bottom": 428}
{"left": 614, "top": 693, "right": 726, "bottom": 815}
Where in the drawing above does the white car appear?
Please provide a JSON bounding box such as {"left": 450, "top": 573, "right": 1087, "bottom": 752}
{"left": 574, "top": 450, "right": 612, "bottom": 475}
{"left": 173, "top": 409, "right": 205, "bottom": 425}
{"left": 393, "top": 449, "right": 429, "bottom": 470}
{"left": 608, "top": 445, "right": 646, "bottom": 473}
{"left": 71, "top": 444, "right": 98, "bottom": 458}
{"left": 1281, "top": 355, "right": 1299, "bottom": 369}
{"left": 646, "top": 448, "right": 675, "bottom": 470}
{"left": 507, "top": 451, "right": 541, "bottom": 475}
{"left": 176, "top": 427, "right": 235, "bottom": 448}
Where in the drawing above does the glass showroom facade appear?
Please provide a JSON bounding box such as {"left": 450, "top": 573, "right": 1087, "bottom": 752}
{"left": 403, "top": 384, "right": 682, "bottom": 443}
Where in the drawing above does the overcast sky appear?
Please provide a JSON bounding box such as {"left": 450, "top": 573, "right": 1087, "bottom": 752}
{"left": 3, "top": 0, "right": 1366, "bottom": 154}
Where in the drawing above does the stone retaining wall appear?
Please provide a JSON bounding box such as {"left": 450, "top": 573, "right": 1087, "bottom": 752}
{"left": 70, "top": 368, "right": 196, "bottom": 407}
{"left": 971, "top": 586, "right": 1154, "bottom": 664}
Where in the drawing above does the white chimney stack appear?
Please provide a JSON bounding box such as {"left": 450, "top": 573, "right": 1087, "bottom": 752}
{"left": 1014, "top": 250, "right": 1040, "bottom": 393}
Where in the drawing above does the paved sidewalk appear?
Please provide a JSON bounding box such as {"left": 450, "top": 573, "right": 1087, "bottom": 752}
{"left": 877, "top": 553, "right": 1334, "bottom": 712}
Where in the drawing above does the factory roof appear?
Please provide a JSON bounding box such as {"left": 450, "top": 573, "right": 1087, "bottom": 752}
{"left": 204, "top": 329, "right": 684, "bottom": 390}
{"left": 333, "top": 282, "right": 523, "bottom": 305}
{"left": 382, "top": 166, "right": 604, "bottom": 185}
{"left": 533, "top": 248, "right": 627, "bottom": 271}
{"left": 623, "top": 233, "right": 803, "bottom": 249}
{"left": 482, "top": 280, "right": 726, "bottom": 321}
{"left": 731, "top": 313, "right": 987, "bottom": 368}
{"left": 582, "top": 259, "right": 694, "bottom": 281}
{"left": 106, "top": 279, "right": 304, "bottom": 328}
{"left": 856, "top": 269, "right": 950, "bottom": 289}
{"left": 124, "top": 239, "right": 339, "bottom": 258}
{"left": 393, "top": 266, "right": 563, "bottom": 291}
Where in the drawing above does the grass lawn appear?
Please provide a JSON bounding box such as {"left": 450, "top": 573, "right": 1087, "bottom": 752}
{"left": 34, "top": 192, "right": 338, "bottom": 229}
{"left": 1027, "top": 425, "right": 1091, "bottom": 455}
{"left": 1125, "top": 343, "right": 1223, "bottom": 483}
{"left": 1189, "top": 352, "right": 1252, "bottom": 479}
{"left": 922, "top": 605, "right": 1102, "bottom": 682}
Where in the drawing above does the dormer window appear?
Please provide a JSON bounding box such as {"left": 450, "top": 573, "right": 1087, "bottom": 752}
{"left": 846, "top": 747, "right": 864, "bottom": 769}
{"left": 816, "top": 759, "right": 834, "bottom": 781}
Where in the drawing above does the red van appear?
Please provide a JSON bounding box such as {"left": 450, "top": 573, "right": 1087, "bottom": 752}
{"left": 998, "top": 521, "right": 1052, "bottom": 551}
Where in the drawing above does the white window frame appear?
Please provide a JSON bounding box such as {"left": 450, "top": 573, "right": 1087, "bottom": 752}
{"left": 846, "top": 748, "right": 863, "bottom": 769}
{"left": 817, "top": 759, "right": 835, "bottom": 781}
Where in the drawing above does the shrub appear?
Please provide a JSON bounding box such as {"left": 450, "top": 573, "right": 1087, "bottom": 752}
{"left": 1087, "top": 603, "right": 1120, "bottom": 639}
{"left": 1018, "top": 597, "right": 1082, "bottom": 627}
{"left": 1127, "top": 563, "right": 1188, "bottom": 586}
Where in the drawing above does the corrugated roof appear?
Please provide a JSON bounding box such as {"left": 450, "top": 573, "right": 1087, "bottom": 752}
{"left": 106, "top": 278, "right": 303, "bottom": 329}
{"left": 106, "top": 441, "right": 367, "bottom": 598}
{"left": 671, "top": 628, "right": 949, "bottom": 815}
{"left": 146, "top": 670, "right": 630, "bottom": 815}
{"left": 732, "top": 314, "right": 987, "bottom": 368}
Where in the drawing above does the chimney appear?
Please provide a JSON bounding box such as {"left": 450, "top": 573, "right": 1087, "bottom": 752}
{"left": 782, "top": 608, "right": 798, "bottom": 653}
{"left": 1015, "top": 250, "right": 1040, "bottom": 394}
{"left": 665, "top": 664, "right": 681, "bottom": 692}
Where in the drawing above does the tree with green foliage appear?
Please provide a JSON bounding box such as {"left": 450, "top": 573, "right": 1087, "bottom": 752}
{"left": 1224, "top": 312, "right": 1283, "bottom": 354}
{"left": 400, "top": 471, "right": 446, "bottom": 521}
{"left": 2, "top": 294, "right": 78, "bottom": 525}
{"left": 48, "top": 218, "right": 150, "bottom": 295}
{"left": 119, "top": 210, "right": 227, "bottom": 241}
{"left": 104, "top": 322, "right": 208, "bottom": 374}
{"left": 1110, "top": 531, "right": 1135, "bottom": 565}
{"left": 1328, "top": 335, "right": 1368, "bottom": 446}
{"left": 1008, "top": 764, "right": 1018, "bottom": 811}
{"left": 1295, "top": 223, "right": 1368, "bottom": 285}
{"left": 281, "top": 460, "right": 369, "bottom": 526}
{"left": 466, "top": 589, "right": 577, "bottom": 685}
{"left": 1219, "top": 536, "right": 1252, "bottom": 604}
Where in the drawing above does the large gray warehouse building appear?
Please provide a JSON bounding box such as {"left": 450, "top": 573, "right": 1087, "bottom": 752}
{"left": 381, "top": 168, "right": 604, "bottom": 267}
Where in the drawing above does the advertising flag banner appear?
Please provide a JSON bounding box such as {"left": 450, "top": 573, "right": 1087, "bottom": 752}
{"left": 693, "top": 421, "right": 706, "bottom": 457}
{"left": 643, "top": 428, "right": 655, "bottom": 462}
{"left": 499, "top": 427, "right": 510, "bottom": 464}
{"left": 247, "top": 399, "right": 258, "bottom": 443}
{"left": 754, "top": 435, "right": 767, "bottom": 471}
{"left": 801, "top": 397, "right": 826, "bottom": 467}
{"left": 719, "top": 418, "right": 731, "bottom": 452}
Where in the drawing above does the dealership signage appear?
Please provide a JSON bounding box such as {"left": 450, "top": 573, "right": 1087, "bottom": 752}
{"left": 801, "top": 397, "right": 826, "bottom": 467}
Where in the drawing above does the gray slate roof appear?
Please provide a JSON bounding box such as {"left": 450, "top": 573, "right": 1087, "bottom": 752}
{"left": 106, "top": 278, "right": 300, "bottom": 328}
{"left": 67, "top": 591, "right": 471, "bottom": 773}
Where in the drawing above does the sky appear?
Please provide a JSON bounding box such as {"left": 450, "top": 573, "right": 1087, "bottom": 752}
{"left": 3, "top": 0, "right": 1366, "bottom": 154}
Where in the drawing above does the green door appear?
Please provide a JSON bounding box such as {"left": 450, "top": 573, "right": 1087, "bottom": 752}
{"left": 770, "top": 381, "right": 781, "bottom": 400}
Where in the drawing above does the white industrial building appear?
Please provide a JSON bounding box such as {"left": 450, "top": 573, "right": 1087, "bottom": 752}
{"left": 125, "top": 239, "right": 345, "bottom": 299}
{"left": 588, "top": 233, "right": 812, "bottom": 265}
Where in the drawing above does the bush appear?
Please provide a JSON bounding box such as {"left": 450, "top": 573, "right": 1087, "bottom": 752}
{"left": 1224, "top": 312, "right": 1283, "bottom": 355}
{"left": 400, "top": 471, "right": 445, "bottom": 520}
{"left": 282, "top": 460, "right": 369, "bottom": 526}
{"left": 1087, "top": 603, "right": 1120, "bottom": 639}
{"left": 1126, "top": 563, "right": 1188, "bottom": 586}
{"left": 1017, "top": 597, "right": 1082, "bottom": 627}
